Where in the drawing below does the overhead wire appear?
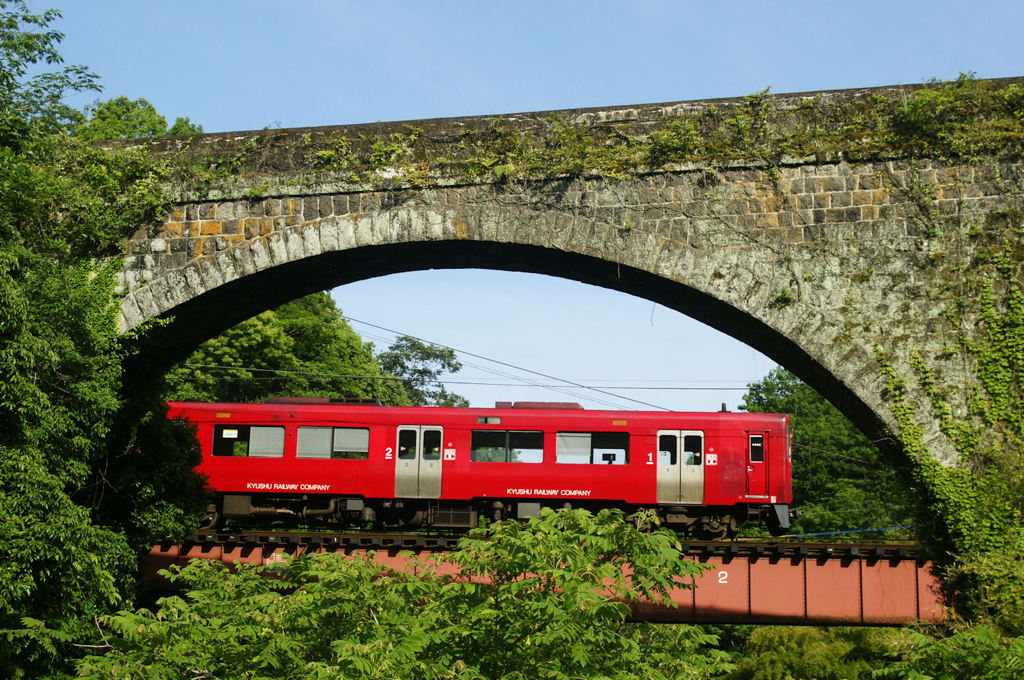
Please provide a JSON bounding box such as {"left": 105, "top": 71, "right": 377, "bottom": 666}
{"left": 341, "top": 314, "right": 673, "bottom": 411}
{"left": 350, "top": 326, "right": 635, "bottom": 409}
{"left": 179, "top": 364, "right": 753, "bottom": 391}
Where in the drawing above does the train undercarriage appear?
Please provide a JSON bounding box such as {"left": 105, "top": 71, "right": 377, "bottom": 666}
{"left": 207, "top": 493, "right": 792, "bottom": 540}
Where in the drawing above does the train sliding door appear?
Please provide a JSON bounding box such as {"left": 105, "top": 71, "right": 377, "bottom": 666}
{"left": 746, "top": 431, "right": 769, "bottom": 498}
{"left": 395, "top": 426, "right": 443, "bottom": 498}
{"left": 656, "top": 430, "right": 704, "bottom": 503}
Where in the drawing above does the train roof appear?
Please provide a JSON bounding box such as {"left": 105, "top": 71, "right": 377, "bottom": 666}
{"left": 167, "top": 400, "right": 788, "bottom": 426}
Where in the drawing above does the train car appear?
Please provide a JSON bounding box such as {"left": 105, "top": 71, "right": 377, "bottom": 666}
{"left": 168, "top": 398, "right": 793, "bottom": 538}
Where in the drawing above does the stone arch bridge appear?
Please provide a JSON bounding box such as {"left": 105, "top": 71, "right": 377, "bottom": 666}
{"left": 113, "top": 80, "right": 1024, "bottom": 466}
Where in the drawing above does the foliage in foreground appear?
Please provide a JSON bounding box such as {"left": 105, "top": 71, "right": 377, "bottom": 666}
{"left": 726, "top": 626, "right": 909, "bottom": 680}
{"left": 0, "top": 2, "right": 207, "bottom": 677}
{"left": 876, "top": 624, "right": 1024, "bottom": 680}
{"left": 77, "top": 509, "right": 730, "bottom": 679}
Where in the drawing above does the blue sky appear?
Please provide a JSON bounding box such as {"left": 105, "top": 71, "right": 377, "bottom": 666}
{"left": 46, "top": 1, "right": 1023, "bottom": 410}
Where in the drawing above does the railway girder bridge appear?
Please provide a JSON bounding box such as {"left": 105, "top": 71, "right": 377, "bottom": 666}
{"left": 149, "top": 534, "right": 944, "bottom": 626}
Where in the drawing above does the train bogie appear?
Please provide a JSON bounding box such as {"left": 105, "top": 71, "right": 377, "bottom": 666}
{"left": 169, "top": 399, "right": 793, "bottom": 537}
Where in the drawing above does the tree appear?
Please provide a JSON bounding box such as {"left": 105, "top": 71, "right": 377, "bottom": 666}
{"left": 75, "top": 95, "right": 203, "bottom": 141}
{"left": 77, "top": 509, "right": 733, "bottom": 679}
{"left": 75, "top": 96, "right": 166, "bottom": 140}
{"left": 727, "top": 626, "right": 910, "bottom": 680}
{"left": 740, "top": 368, "right": 914, "bottom": 538}
{"left": 875, "top": 625, "right": 1024, "bottom": 680}
{"left": 0, "top": 1, "right": 98, "bottom": 142}
{"left": 165, "top": 115, "right": 202, "bottom": 136}
{"left": 0, "top": 4, "right": 207, "bottom": 676}
{"left": 378, "top": 335, "right": 470, "bottom": 406}
{"left": 165, "top": 292, "right": 413, "bottom": 405}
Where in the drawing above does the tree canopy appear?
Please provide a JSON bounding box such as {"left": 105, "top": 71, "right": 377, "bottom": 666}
{"left": 378, "top": 335, "right": 470, "bottom": 407}
{"left": 0, "top": 3, "right": 206, "bottom": 676}
{"left": 164, "top": 292, "right": 468, "bottom": 407}
{"left": 74, "top": 95, "right": 202, "bottom": 141}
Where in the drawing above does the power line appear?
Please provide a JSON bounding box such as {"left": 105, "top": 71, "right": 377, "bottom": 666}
{"left": 791, "top": 443, "right": 878, "bottom": 466}
{"left": 181, "top": 364, "right": 751, "bottom": 392}
{"left": 341, "top": 314, "right": 672, "bottom": 411}
{"left": 351, "top": 325, "right": 641, "bottom": 410}
{"left": 348, "top": 328, "right": 628, "bottom": 408}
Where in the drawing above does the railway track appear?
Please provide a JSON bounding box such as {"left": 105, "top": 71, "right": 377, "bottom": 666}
{"left": 170, "top": 530, "right": 926, "bottom": 562}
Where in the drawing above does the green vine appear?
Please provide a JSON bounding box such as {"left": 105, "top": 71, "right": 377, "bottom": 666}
{"left": 873, "top": 171, "right": 1024, "bottom": 627}
{"left": 151, "top": 74, "right": 1024, "bottom": 197}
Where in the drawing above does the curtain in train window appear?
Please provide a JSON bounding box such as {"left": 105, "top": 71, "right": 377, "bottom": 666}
{"left": 555, "top": 432, "right": 591, "bottom": 464}
{"left": 297, "top": 427, "right": 333, "bottom": 459}
{"left": 249, "top": 426, "right": 285, "bottom": 457}
{"left": 333, "top": 428, "right": 369, "bottom": 459}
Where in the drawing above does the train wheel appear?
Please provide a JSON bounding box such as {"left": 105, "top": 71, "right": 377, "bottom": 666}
{"left": 698, "top": 515, "right": 735, "bottom": 541}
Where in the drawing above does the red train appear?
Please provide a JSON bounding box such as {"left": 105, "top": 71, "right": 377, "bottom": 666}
{"left": 169, "top": 398, "right": 794, "bottom": 538}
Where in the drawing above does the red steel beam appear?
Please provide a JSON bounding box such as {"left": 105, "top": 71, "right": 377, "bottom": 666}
{"left": 633, "top": 554, "right": 945, "bottom": 625}
{"left": 146, "top": 544, "right": 945, "bottom": 626}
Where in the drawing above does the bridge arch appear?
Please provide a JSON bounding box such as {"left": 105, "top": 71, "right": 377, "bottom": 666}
{"left": 133, "top": 235, "right": 851, "bottom": 414}
{"left": 119, "top": 164, "right": 968, "bottom": 466}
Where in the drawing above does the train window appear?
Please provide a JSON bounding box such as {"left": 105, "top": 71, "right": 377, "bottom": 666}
{"left": 470, "top": 430, "right": 543, "bottom": 463}
{"left": 749, "top": 434, "right": 765, "bottom": 462}
{"left": 249, "top": 427, "right": 285, "bottom": 458}
{"left": 297, "top": 427, "right": 332, "bottom": 458}
{"left": 296, "top": 427, "right": 370, "bottom": 459}
{"left": 555, "top": 432, "right": 590, "bottom": 464}
{"left": 422, "top": 430, "right": 442, "bottom": 460}
{"left": 398, "top": 430, "right": 417, "bottom": 459}
{"left": 471, "top": 430, "right": 507, "bottom": 461}
{"left": 556, "top": 432, "right": 629, "bottom": 464}
{"left": 333, "top": 428, "right": 370, "bottom": 459}
{"left": 213, "top": 425, "right": 250, "bottom": 457}
{"left": 213, "top": 425, "right": 285, "bottom": 458}
{"left": 658, "top": 434, "right": 678, "bottom": 465}
{"left": 509, "top": 431, "right": 543, "bottom": 463}
{"left": 683, "top": 435, "right": 703, "bottom": 465}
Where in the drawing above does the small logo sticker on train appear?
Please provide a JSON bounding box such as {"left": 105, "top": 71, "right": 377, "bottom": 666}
{"left": 443, "top": 448, "right": 456, "bottom": 460}
{"left": 705, "top": 454, "right": 718, "bottom": 466}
